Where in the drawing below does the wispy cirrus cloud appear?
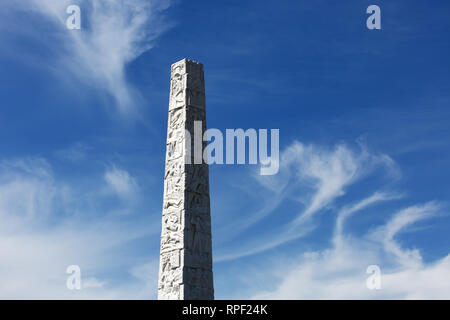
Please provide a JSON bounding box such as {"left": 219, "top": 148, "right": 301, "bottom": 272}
{"left": 0, "top": 156, "right": 159, "bottom": 299}
{"left": 1, "top": 0, "right": 173, "bottom": 113}
{"left": 217, "top": 140, "right": 449, "bottom": 299}
{"left": 253, "top": 140, "right": 399, "bottom": 225}
{"left": 252, "top": 200, "right": 450, "bottom": 299}
{"left": 104, "top": 165, "right": 139, "bottom": 199}
{"left": 281, "top": 141, "right": 398, "bottom": 225}
{"left": 216, "top": 140, "right": 398, "bottom": 261}
{"left": 333, "top": 191, "right": 403, "bottom": 248}
{"left": 370, "top": 202, "right": 442, "bottom": 269}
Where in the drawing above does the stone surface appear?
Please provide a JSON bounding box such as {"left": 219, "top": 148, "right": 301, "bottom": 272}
{"left": 158, "top": 59, "right": 214, "bottom": 300}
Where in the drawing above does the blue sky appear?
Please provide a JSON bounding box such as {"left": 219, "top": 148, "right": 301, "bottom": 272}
{"left": 0, "top": 0, "right": 449, "bottom": 299}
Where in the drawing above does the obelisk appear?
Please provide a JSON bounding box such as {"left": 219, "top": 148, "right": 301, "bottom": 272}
{"left": 158, "top": 59, "right": 214, "bottom": 300}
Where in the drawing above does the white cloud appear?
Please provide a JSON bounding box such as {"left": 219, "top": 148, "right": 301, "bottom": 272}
{"left": 0, "top": 156, "right": 158, "bottom": 299}
{"left": 253, "top": 141, "right": 398, "bottom": 227}
{"left": 333, "top": 192, "right": 403, "bottom": 248}
{"left": 281, "top": 141, "right": 398, "bottom": 225}
{"left": 370, "top": 202, "right": 441, "bottom": 269}
{"left": 104, "top": 166, "right": 138, "bottom": 198}
{"left": 224, "top": 141, "right": 449, "bottom": 299}
{"left": 217, "top": 140, "right": 398, "bottom": 261}
{"left": 251, "top": 200, "right": 450, "bottom": 299}
{"left": 3, "top": 0, "right": 173, "bottom": 113}
{"left": 0, "top": 158, "right": 56, "bottom": 222}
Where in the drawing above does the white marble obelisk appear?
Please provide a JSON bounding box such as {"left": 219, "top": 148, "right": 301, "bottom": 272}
{"left": 158, "top": 59, "right": 214, "bottom": 300}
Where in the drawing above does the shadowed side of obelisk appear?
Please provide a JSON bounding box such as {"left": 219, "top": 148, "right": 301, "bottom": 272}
{"left": 158, "top": 59, "right": 214, "bottom": 300}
